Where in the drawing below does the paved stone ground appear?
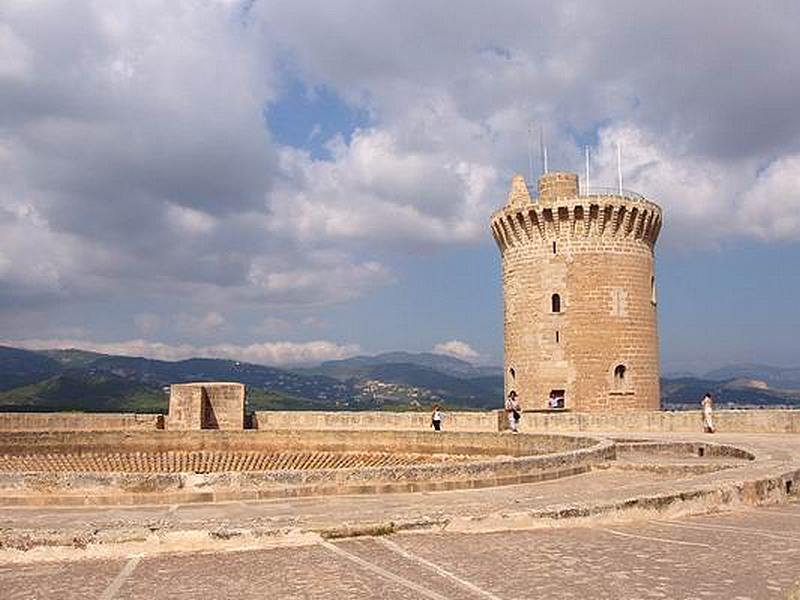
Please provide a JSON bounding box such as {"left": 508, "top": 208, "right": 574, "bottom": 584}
{"left": 1, "top": 432, "right": 799, "bottom": 598}
{"left": 1, "top": 431, "right": 793, "bottom": 547}
{"left": 1, "top": 502, "right": 798, "bottom": 599}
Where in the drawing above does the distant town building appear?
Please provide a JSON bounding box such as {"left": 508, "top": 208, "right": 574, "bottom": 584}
{"left": 491, "top": 172, "right": 663, "bottom": 411}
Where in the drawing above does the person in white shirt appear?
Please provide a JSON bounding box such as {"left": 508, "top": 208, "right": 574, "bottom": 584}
{"left": 431, "top": 404, "right": 443, "bottom": 431}
{"left": 505, "top": 390, "right": 522, "bottom": 433}
{"left": 701, "top": 392, "right": 715, "bottom": 433}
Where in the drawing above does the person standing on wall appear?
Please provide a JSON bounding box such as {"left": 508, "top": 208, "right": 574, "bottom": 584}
{"left": 505, "top": 390, "right": 522, "bottom": 433}
{"left": 701, "top": 392, "right": 715, "bottom": 433}
{"left": 431, "top": 404, "right": 443, "bottom": 431}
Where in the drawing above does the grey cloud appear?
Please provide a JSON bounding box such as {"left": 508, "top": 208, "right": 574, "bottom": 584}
{"left": 0, "top": 1, "right": 392, "bottom": 320}
{"left": 259, "top": 0, "right": 800, "bottom": 163}
{"left": 3, "top": 0, "right": 800, "bottom": 347}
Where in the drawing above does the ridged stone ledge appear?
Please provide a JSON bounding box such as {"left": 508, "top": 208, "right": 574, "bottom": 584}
{"left": 0, "top": 430, "right": 613, "bottom": 506}
{"left": 0, "top": 449, "right": 479, "bottom": 474}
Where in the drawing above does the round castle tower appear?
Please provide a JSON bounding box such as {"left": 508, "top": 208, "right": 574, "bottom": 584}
{"left": 490, "top": 172, "right": 663, "bottom": 412}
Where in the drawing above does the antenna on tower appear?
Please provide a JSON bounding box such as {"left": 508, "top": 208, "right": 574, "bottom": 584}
{"left": 526, "top": 122, "right": 534, "bottom": 183}
{"left": 538, "top": 127, "right": 547, "bottom": 175}
{"left": 616, "top": 141, "right": 623, "bottom": 194}
{"left": 584, "top": 145, "right": 590, "bottom": 195}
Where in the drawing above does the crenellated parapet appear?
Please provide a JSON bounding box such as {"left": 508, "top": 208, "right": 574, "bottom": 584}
{"left": 490, "top": 173, "right": 662, "bottom": 253}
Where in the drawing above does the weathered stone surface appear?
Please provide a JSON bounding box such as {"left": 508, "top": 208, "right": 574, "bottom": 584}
{"left": 491, "top": 172, "right": 663, "bottom": 411}
{"left": 0, "top": 430, "right": 611, "bottom": 505}
{"left": 3, "top": 506, "right": 799, "bottom": 599}
{"left": 167, "top": 382, "right": 245, "bottom": 430}
{"left": 0, "top": 412, "right": 163, "bottom": 431}
{"left": 252, "top": 410, "right": 502, "bottom": 432}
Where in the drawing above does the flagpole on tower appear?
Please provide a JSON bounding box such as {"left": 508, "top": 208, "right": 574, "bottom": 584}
{"left": 527, "top": 122, "right": 534, "bottom": 183}
{"left": 539, "top": 127, "right": 548, "bottom": 175}
{"left": 584, "top": 145, "right": 590, "bottom": 195}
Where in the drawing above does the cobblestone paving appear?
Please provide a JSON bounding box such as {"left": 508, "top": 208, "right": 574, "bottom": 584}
{"left": 0, "top": 558, "right": 123, "bottom": 600}
{"left": 1, "top": 502, "right": 797, "bottom": 599}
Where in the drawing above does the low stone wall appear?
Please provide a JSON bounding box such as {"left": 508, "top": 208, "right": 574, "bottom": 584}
{"left": 252, "top": 410, "right": 501, "bottom": 432}
{"left": 1, "top": 408, "right": 797, "bottom": 434}
{"left": 0, "top": 430, "right": 612, "bottom": 505}
{"left": 0, "top": 413, "right": 163, "bottom": 431}
{"left": 0, "top": 429, "right": 596, "bottom": 457}
{"left": 253, "top": 409, "right": 800, "bottom": 434}
{"left": 519, "top": 409, "right": 800, "bottom": 434}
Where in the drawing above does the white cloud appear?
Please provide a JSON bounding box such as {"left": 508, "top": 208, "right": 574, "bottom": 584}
{"left": 591, "top": 124, "right": 800, "bottom": 245}
{"left": 0, "top": 22, "right": 31, "bottom": 80}
{"left": 175, "top": 311, "right": 226, "bottom": 337}
{"left": 258, "top": 316, "right": 323, "bottom": 335}
{"left": 6, "top": 338, "right": 361, "bottom": 367}
{"left": 737, "top": 155, "right": 800, "bottom": 240}
{"left": 133, "top": 313, "right": 161, "bottom": 336}
{"left": 433, "top": 340, "right": 480, "bottom": 362}
{"left": 256, "top": 1, "right": 800, "bottom": 247}
{"left": 246, "top": 257, "right": 393, "bottom": 303}
{"left": 165, "top": 204, "right": 217, "bottom": 235}
{"left": 270, "top": 130, "right": 499, "bottom": 246}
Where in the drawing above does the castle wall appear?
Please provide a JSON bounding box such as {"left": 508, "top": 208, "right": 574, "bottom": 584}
{"left": 0, "top": 408, "right": 797, "bottom": 434}
{"left": 492, "top": 173, "right": 662, "bottom": 412}
{"left": 0, "top": 412, "right": 163, "bottom": 431}
{"left": 253, "top": 410, "right": 502, "bottom": 432}
{"left": 518, "top": 409, "right": 800, "bottom": 434}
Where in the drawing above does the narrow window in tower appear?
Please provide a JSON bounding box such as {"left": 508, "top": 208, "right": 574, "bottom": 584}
{"left": 552, "top": 241, "right": 557, "bottom": 254}
{"left": 551, "top": 293, "right": 561, "bottom": 313}
{"left": 614, "top": 364, "right": 626, "bottom": 390}
{"left": 555, "top": 330, "right": 560, "bottom": 343}
{"left": 509, "top": 367, "right": 516, "bottom": 380}
{"left": 651, "top": 275, "right": 657, "bottom": 305}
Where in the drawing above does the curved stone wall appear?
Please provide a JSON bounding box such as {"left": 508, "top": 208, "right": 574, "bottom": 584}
{"left": 0, "top": 449, "right": 478, "bottom": 474}
{"left": 491, "top": 172, "right": 662, "bottom": 411}
{"left": 0, "top": 430, "right": 613, "bottom": 506}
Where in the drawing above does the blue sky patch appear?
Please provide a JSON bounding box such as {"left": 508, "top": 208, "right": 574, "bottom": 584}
{"left": 265, "top": 76, "right": 370, "bottom": 160}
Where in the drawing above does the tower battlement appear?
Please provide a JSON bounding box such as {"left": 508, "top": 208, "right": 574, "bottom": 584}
{"left": 491, "top": 192, "right": 662, "bottom": 251}
{"left": 492, "top": 171, "right": 663, "bottom": 413}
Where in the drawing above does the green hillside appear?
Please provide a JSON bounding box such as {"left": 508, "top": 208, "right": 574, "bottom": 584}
{"left": 0, "top": 371, "right": 166, "bottom": 413}
{"left": 0, "top": 346, "right": 62, "bottom": 391}
{"left": 0, "top": 344, "right": 798, "bottom": 414}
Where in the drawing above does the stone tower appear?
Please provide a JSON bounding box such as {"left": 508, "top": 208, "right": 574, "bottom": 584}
{"left": 490, "top": 172, "right": 663, "bottom": 412}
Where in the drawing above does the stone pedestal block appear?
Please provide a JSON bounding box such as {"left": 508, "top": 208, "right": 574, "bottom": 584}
{"left": 167, "top": 382, "right": 245, "bottom": 430}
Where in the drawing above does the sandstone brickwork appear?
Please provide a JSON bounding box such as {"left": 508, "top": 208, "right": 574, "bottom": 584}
{"left": 167, "top": 382, "right": 245, "bottom": 430}
{"left": 0, "top": 413, "right": 163, "bottom": 431}
{"left": 491, "top": 172, "right": 663, "bottom": 411}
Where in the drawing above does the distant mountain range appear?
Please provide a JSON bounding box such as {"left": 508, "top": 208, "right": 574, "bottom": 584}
{"left": 0, "top": 345, "right": 798, "bottom": 413}
{"left": 702, "top": 364, "right": 800, "bottom": 391}
{"left": 310, "top": 352, "right": 501, "bottom": 379}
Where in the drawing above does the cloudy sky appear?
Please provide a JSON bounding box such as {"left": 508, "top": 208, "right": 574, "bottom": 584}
{"left": 1, "top": 0, "right": 799, "bottom": 372}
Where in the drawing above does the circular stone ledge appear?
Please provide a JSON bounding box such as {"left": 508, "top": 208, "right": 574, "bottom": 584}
{"left": 0, "top": 430, "right": 613, "bottom": 506}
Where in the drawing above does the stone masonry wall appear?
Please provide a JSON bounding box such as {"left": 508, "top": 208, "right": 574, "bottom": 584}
{"left": 520, "top": 409, "right": 800, "bottom": 434}
{"left": 0, "top": 408, "right": 798, "bottom": 434}
{"left": 202, "top": 383, "right": 246, "bottom": 430}
{"left": 167, "top": 382, "right": 245, "bottom": 430}
{"left": 253, "top": 410, "right": 502, "bottom": 433}
{"left": 0, "top": 412, "right": 163, "bottom": 431}
{"left": 491, "top": 173, "right": 662, "bottom": 411}
{"left": 167, "top": 384, "right": 203, "bottom": 430}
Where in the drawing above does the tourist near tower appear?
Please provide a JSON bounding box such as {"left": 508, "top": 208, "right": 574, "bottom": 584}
{"left": 490, "top": 169, "right": 663, "bottom": 411}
